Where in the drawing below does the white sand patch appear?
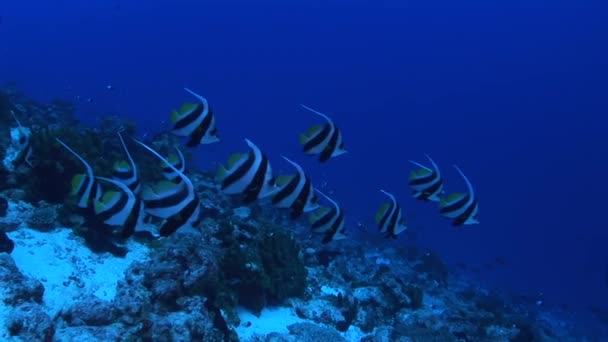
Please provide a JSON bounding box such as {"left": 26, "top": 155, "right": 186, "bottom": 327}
{"left": 6, "top": 228, "right": 150, "bottom": 318}
{"left": 236, "top": 306, "right": 305, "bottom": 341}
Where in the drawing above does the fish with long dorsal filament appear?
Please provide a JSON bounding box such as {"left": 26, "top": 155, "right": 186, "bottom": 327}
{"left": 56, "top": 138, "right": 102, "bottom": 209}
{"left": 170, "top": 87, "right": 219, "bottom": 147}
{"left": 298, "top": 105, "right": 347, "bottom": 163}
{"left": 216, "top": 138, "right": 278, "bottom": 203}
{"left": 408, "top": 154, "right": 444, "bottom": 202}
{"left": 112, "top": 132, "right": 141, "bottom": 195}
{"left": 308, "top": 189, "right": 347, "bottom": 244}
{"left": 135, "top": 139, "right": 200, "bottom": 237}
{"left": 439, "top": 166, "right": 479, "bottom": 226}
{"left": 94, "top": 176, "right": 147, "bottom": 239}
{"left": 375, "top": 189, "right": 407, "bottom": 238}
{"left": 271, "top": 156, "right": 319, "bottom": 219}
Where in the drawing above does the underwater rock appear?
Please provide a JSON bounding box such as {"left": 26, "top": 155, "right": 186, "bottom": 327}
{"left": 0, "top": 254, "right": 44, "bottom": 304}
{"left": 62, "top": 294, "right": 118, "bottom": 326}
{"left": 286, "top": 322, "right": 346, "bottom": 342}
{"left": 6, "top": 303, "right": 54, "bottom": 341}
{"left": 415, "top": 251, "right": 449, "bottom": 286}
{"left": 0, "top": 230, "right": 14, "bottom": 253}
{"left": 0, "top": 197, "right": 8, "bottom": 217}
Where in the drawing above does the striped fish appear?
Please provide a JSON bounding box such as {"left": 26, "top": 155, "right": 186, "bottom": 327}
{"left": 134, "top": 139, "right": 201, "bottom": 237}
{"left": 375, "top": 190, "right": 407, "bottom": 238}
{"left": 170, "top": 88, "right": 219, "bottom": 147}
{"left": 308, "top": 190, "right": 347, "bottom": 244}
{"left": 272, "top": 156, "right": 319, "bottom": 219}
{"left": 10, "top": 110, "right": 33, "bottom": 167}
{"left": 94, "top": 177, "right": 145, "bottom": 239}
{"left": 162, "top": 148, "right": 185, "bottom": 184}
{"left": 299, "top": 104, "right": 347, "bottom": 163}
{"left": 56, "top": 138, "right": 102, "bottom": 209}
{"left": 408, "top": 154, "right": 444, "bottom": 202}
{"left": 112, "top": 132, "right": 141, "bottom": 194}
{"left": 216, "top": 139, "right": 278, "bottom": 203}
{"left": 439, "top": 166, "right": 479, "bottom": 226}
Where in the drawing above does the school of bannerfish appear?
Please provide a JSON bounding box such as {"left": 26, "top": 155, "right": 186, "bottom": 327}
{"left": 12, "top": 87, "right": 479, "bottom": 244}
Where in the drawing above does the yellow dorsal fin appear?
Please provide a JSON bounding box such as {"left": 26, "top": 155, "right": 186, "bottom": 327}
{"left": 375, "top": 203, "right": 389, "bottom": 224}
{"left": 179, "top": 102, "right": 198, "bottom": 115}
{"left": 276, "top": 175, "right": 293, "bottom": 186}
{"left": 169, "top": 110, "right": 181, "bottom": 124}
{"left": 216, "top": 164, "right": 227, "bottom": 181}
{"left": 113, "top": 160, "right": 131, "bottom": 171}
{"left": 155, "top": 180, "right": 180, "bottom": 193}
{"left": 166, "top": 154, "right": 180, "bottom": 165}
{"left": 309, "top": 206, "right": 329, "bottom": 224}
{"left": 227, "top": 153, "right": 244, "bottom": 169}
{"left": 440, "top": 193, "right": 465, "bottom": 207}
{"left": 102, "top": 191, "right": 120, "bottom": 205}
{"left": 71, "top": 174, "right": 85, "bottom": 194}
{"left": 305, "top": 125, "right": 322, "bottom": 137}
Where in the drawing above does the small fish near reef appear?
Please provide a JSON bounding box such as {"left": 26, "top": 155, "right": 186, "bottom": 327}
{"left": 408, "top": 154, "right": 445, "bottom": 202}
{"left": 170, "top": 88, "right": 220, "bottom": 147}
{"left": 308, "top": 189, "right": 347, "bottom": 244}
{"left": 439, "top": 166, "right": 479, "bottom": 226}
{"left": 271, "top": 156, "right": 320, "bottom": 219}
{"left": 216, "top": 138, "right": 278, "bottom": 204}
{"left": 298, "top": 104, "right": 347, "bottom": 163}
{"left": 55, "top": 138, "right": 102, "bottom": 209}
{"left": 375, "top": 189, "right": 408, "bottom": 239}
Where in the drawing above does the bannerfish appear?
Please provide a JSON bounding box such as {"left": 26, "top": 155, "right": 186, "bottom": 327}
{"left": 112, "top": 132, "right": 141, "bottom": 194}
{"left": 375, "top": 189, "right": 407, "bottom": 238}
{"left": 439, "top": 166, "right": 479, "bottom": 226}
{"left": 56, "top": 138, "right": 102, "bottom": 209}
{"left": 94, "top": 177, "right": 146, "bottom": 239}
{"left": 298, "top": 104, "right": 347, "bottom": 163}
{"left": 135, "top": 139, "right": 201, "bottom": 237}
{"left": 408, "top": 154, "right": 444, "bottom": 202}
{"left": 170, "top": 87, "right": 219, "bottom": 147}
{"left": 10, "top": 110, "right": 33, "bottom": 167}
{"left": 271, "top": 156, "right": 319, "bottom": 219}
{"left": 162, "top": 147, "right": 186, "bottom": 184}
{"left": 216, "top": 139, "right": 278, "bottom": 203}
{"left": 308, "top": 189, "right": 347, "bottom": 244}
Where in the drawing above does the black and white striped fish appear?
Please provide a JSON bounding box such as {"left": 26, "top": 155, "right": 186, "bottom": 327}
{"left": 135, "top": 140, "right": 201, "bottom": 237}
{"left": 170, "top": 88, "right": 219, "bottom": 147}
{"left": 298, "top": 105, "right": 347, "bottom": 163}
{"left": 439, "top": 166, "right": 479, "bottom": 227}
{"left": 56, "top": 138, "right": 102, "bottom": 209}
{"left": 408, "top": 154, "right": 444, "bottom": 202}
{"left": 10, "top": 110, "right": 33, "bottom": 167}
{"left": 308, "top": 190, "right": 347, "bottom": 244}
{"left": 162, "top": 147, "right": 185, "bottom": 184}
{"left": 94, "top": 177, "right": 146, "bottom": 239}
{"left": 216, "top": 139, "right": 278, "bottom": 204}
{"left": 272, "top": 156, "right": 319, "bottom": 219}
{"left": 112, "top": 132, "right": 141, "bottom": 194}
{"left": 375, "top": 189, "right": 407, "bottom": 238}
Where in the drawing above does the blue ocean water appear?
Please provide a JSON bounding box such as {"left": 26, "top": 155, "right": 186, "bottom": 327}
{"left": 1, "top": 0, "right": 607, "bottom": 323}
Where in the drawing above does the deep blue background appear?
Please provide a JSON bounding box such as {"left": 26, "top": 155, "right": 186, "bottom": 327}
{"left": 1, "top": 0, "right": 607, "bottom": 312}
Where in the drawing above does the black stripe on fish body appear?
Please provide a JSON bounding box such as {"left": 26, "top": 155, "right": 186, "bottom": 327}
{"left": 312, "top": 207, "right": 338, "bottom": 230}
{"left": 385, "top": 207, "right": 402, "bottom": 238}
{"left": 186, "top": 108, "right": 214, "bottom": 147}
{"left": 145, "top": 184, "right": 190, "bottom": 210}
{"left": 322, "top": 212, "right": 345, "bottom": 244}
{"left": 272, "top": 172, "right": 301, "bottom": 206}
{"left": 159, "top": 195, "right": 200, "bottom": 237}
{"left": 289, "top": 176, "right": 312, "bottom": 219}
{"left": 163, "top": 161, "right": 184, "bottom": 174}
{"left": 319, "top": 127, "right": 340, "bottom": 163}
{"left": 96, "top": 193, "right": 129, "bottom": 222}
{"left": 119, "top": 198, "right": 142, "bottom": 239}
{"left": 242, "top": 154, "right": 270, "bottom": 204}
{"left": 378, "top": 200, "right": 396, "bottom": 232}
{"left": 452, "top": 198, "right": 478, "bottom": 227}
{"left": 221, "top": 150, "right": 256, "bottom": 191}
{"left": 409, "top": 172, "right": 438, "bottom": 187}
{"left": 77, "top": 176, "right": 99, "bottom": 206}
{"left": 439, "top": 194, "right": 471, "bottom": 216}
{"left": 302, "top": 124, "right": 331, "bottom": 154}
{"left": 127, "top": 179, "right": 141, "bottom": 193}
{"left": 14, "top": 142, "right": 32, "bottom": 166}
{"left": 414, "top": 179, "right": 443, "bottom": 201}
{"left": 173, "top": 103, "right": 205, "bottom": 132}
